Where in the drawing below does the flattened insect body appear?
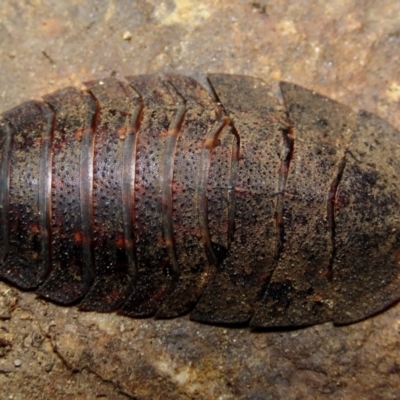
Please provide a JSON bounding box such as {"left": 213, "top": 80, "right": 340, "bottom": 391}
{"left": 0, "top": 73, "right": 400, "bottom": 329}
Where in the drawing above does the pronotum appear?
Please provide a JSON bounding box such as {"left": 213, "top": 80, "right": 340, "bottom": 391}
{"left": 0, "top": 74, "right": 399, "bottom": 328}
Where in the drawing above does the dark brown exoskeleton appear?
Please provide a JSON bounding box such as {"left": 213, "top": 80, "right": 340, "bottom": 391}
{"left": 1, "top": 74, "right": 400, "bottom": 328}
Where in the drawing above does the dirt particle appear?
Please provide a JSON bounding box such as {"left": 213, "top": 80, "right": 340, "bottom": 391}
{"left": 122, "top": 31, "right": 132, "bottom": 40}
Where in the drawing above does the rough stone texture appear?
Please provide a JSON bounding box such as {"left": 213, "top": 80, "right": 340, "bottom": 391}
{"left": 0, "top": 0, "right": 399, "bottom": 399}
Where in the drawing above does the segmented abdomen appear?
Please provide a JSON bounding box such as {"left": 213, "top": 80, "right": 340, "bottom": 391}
{"left": 1, "top": 74, "right": 400, "bottom": 328}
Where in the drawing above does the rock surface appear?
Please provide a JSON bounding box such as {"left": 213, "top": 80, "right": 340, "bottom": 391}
{"left": 0, "top": 0, "right": 399, "bottom": 399}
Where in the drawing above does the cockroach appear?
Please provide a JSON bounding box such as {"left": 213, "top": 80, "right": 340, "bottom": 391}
{"left": 0, "top": 74, "right": 399, "bottom": 328}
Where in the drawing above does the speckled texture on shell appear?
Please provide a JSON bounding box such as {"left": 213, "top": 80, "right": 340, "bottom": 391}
{"left": 1, "top": 73, "right": 400, "bottom": 329}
